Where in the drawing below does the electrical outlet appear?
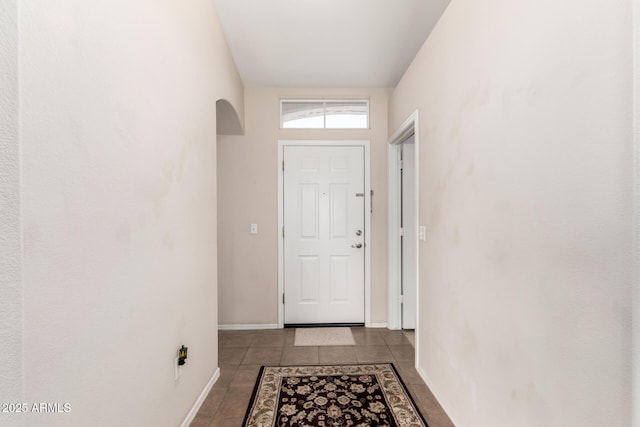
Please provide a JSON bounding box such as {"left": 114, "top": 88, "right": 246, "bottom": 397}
{"left": 175, "top": 357, "right": 182, "bottom": 380}
{"left": 250, "top": 223, "right": 258, "bottom": 234}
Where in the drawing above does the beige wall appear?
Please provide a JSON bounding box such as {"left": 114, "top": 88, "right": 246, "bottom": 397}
{"left": 390, "top": 0, "right": 631, "bottom": 425}
{"left": 19, "top": 1, "right": 243, "bottom": 426}
{"left": 218, "top": 88, "right": 391, "bottom": 326}
{"left": 0, "top": 2, "right": 23, "bottom": 426}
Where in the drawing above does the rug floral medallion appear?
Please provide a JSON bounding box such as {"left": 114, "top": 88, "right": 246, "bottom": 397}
{"left": 243, "top": 364, "right": 428, "bottom": 427}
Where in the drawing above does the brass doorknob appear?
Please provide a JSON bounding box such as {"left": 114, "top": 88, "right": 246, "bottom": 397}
{"left": 351, "top": 243, "right": 363, "bottom": 249}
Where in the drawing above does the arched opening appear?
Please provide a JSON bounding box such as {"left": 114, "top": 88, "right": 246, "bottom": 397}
{"left": 216, "top": 99, "right": 243, "bottom": 135}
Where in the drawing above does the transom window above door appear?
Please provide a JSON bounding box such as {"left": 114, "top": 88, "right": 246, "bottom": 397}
{"left": 280, "top": 99, "right": 369, "bottom": 129}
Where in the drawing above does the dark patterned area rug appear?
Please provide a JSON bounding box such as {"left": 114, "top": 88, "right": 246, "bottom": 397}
{"left": 243, "top": 364, "right": 428, "bottom": 427}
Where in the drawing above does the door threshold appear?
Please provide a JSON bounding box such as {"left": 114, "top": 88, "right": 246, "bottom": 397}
{"left": 285, "top": 323, "right": 365, "bottom": 328}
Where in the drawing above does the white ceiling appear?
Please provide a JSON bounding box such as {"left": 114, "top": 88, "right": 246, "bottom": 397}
{"left": 214, "top": 0, "right": 451, "bottom": 88}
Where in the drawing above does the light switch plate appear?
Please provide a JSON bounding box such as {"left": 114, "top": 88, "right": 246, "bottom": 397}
{"left": 250, "top": 224, "right": 258, "bottom": 234}
{"left": 418, "top": 226, "right": 426, "bottom": 241}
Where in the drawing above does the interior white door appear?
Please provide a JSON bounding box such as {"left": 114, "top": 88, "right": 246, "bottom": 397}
{"left": 284, "top": 145, "right": 365, "bottom": 324}
{"left": 401, "top": 137, "right": 417, "bottom": 329}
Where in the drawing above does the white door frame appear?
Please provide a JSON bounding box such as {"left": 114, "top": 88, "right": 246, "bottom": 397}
{"left": 633, "top": 0, "right": 640, "bottom": 423}
{"left": 387, "top": 111, "right": 420, "bottom": 331}
{"left": 277, "top": 140, "right": 372, "bottom": 328}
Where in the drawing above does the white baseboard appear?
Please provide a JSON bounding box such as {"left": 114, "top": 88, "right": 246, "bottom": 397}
{"left": 180, "top": 367, "right": 220, "bottom": 427}
{"left": 415, "top": 363, "right": 428, "bottom": 386}
{"left": 368, "top": 322, "right": 388, "bottom": 328}
{"left": 415, "top": 363, "right": 457, "bottom": 427}
{"left": 218, "top": 323, "right": 279, "bottom": 330}
{"left": 220, "top": 323, "right": 385, "bottom": 330}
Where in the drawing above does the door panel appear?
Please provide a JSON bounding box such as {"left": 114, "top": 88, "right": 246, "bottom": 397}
{"left": 330, "top": 184, "right": 349, "bottom": 238}
{"left": 330, "top": 256, "right": 349, "bottom": 302}
{"left": 300, "top": 256, "right": 319, "bottom": 302}
{"left": 300, "top": 185, "right": 319, "bottom": 238}
{"left": 284, "top": 145, "right": 365, "bottom": 324}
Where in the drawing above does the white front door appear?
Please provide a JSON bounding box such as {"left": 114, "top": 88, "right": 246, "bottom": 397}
{"left": 283, "top": 145, "right": 365, "bottom": 324}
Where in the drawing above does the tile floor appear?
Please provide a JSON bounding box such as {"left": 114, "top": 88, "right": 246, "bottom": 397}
{"left": 190, "top": 328, "right": 454, "bottom": 427}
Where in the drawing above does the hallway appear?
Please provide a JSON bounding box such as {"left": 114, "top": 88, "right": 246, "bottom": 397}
{"left": 191, "top": 328, "right": 453, "bottom": 427}
{"left": 1, "top": 0, "right": 632, "bottom": 425}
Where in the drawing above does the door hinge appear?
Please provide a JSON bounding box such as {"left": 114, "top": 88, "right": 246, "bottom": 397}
{"left": 282, "top": 226, "right": 285, "bottom": 238}
{"left": 282, "top": 293, "right": 285, "bottom": 304}
{"left": 399, "top": 227, "right": 404, "bottom": 237}
{"left": 399, "top": 294, "right": 404, "bottom": 304}
{"left": 399, "top": 160, "right": 404, "bottom": 170}
{"left": 282, "top": 160, "right": 284, "bottom": 171}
